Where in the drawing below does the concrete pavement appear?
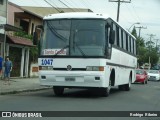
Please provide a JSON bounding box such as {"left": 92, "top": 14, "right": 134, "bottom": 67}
{"left": 0, "top": 77, "right": 51, "bottom": 95}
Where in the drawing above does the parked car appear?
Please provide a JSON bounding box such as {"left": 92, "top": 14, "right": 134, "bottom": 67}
{"left": 147, "top": 70, "right": 160, "bottom": 81}
{"left": 135, "top": 69, "right": 148, "bottom": 84}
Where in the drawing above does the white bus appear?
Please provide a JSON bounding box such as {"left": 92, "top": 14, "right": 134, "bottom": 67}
{"left": 33, "top": 12, "right": 137, "bottom": 97}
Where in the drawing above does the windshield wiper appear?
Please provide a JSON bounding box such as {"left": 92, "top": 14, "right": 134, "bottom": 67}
{"left": 72, "top": 32, "right": 86, "bottom": 57}
{"left": 73, "top": 41, "right": 86, "bottom": 57}
{"left": 54, "top": 45, "right": 69, "bottom": 57}
{"left": 47, "top": 22, "right": 68, "bottom": 42}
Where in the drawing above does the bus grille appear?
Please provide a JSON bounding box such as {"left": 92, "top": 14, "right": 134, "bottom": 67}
{"left": 54, "top": 68, "right": 86, "bottom": 71}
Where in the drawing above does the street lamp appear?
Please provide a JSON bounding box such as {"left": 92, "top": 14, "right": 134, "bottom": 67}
{"left": 128, "top": 22, "right": 140, "bottom": 32}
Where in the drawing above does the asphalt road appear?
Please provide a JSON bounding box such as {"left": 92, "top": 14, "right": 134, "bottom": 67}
{"left": 0, "top": 81, "right": 160, "bottom": 120}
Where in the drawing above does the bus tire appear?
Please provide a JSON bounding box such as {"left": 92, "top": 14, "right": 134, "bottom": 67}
{"left": 100, "top": 87, "right": 109, "bottom": 97}
{"left": 124, "top": 76, "right": 131, "bottom": 91}
{"left": 118, "top": 85, "right": 124, "bottom": 90}
{"left": 102, "top": 80, "right": 111, "bottom": 97}
{"left": 53, "top": 86, "right": 64, "bottom": 96}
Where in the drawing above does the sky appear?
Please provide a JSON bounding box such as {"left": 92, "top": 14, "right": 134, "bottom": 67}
{"left": 9, "top": 0, "right": 160, "bottom": 44}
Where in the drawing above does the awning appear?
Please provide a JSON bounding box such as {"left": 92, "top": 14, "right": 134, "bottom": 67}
{"left": 7, "top": 35, "right": 34, "bottom": 47}
{"left": 0, "top": 24, "right": 22, "bottom": 32}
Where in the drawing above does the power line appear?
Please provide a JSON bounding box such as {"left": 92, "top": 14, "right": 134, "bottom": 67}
{"left": 110, "top": 2, "right": 130, "bottom": 23}
{"left": 130, "top": 3, "right": 142, "bottom": 24}
{"left": 81, "top": 0, "right": 90, "bottom": 9}
{"left": 109, "top": 0, "right": 131, "bottom": 22}
{"left": 147, "top": 34, "right": 156, "bottom": 41}
{"left": 47, "top": 0, "right": 61, "bottom": 10}
{"left": 81, "top": 0, "right": 95, "bottom": 12}
{"left": 63, "top": 0, "right": 81, "bottom": 12}
{"left": 123, "top": 3, "right": 139, "bottom": 23}
{"left": 57, "top": 0, "right": 75, "bottom": 12}
{"left": 44, "top": 0, "right": 62, "bottom": 13}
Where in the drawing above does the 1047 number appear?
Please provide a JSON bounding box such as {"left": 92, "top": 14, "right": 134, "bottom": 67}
{"left": 41, "top": 59, "right": 53, "bottom": 65}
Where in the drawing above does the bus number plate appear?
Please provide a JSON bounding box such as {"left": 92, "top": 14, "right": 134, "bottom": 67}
{"left": 41, "top": 58, "right": 53, "bottom": 66}
{"left": 65, "top": 77, "right": 75, "bottom": 81}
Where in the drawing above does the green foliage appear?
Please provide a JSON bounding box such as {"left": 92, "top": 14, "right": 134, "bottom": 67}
{"left": 136, "top": 37, "right": 145, "bottom": 47}
{"left": 14, "top": 31, "right": 33, "bottom": 39}
{"left": 30, "top": 46, "right": 38, "bottom": 63}
{"left": 131, "top": 27, "right": 159, "bottom": 66}
{"left": 146, "top": 41, "right": 155, "bottom": 49}
{"left": 14, "top": 31, "right": 38, "bottom": 63}
{"left": 131, "top": 27, "right": 138, "bottom": 38}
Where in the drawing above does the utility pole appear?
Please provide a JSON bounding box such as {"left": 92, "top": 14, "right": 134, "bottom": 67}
{"left": 109, "top": 0, "right": 131, "bottom": 22}
{"left": 147, "top": 34, "right": 156, "bottom": 69}
{"left": 154, "top": 39, "right": 159, "bottom": 50}
{"left": 135, "top": 26, "right": 147, "bottom": 38}
{"left": 147, "top": 34, "right": 156, "bottom": 49}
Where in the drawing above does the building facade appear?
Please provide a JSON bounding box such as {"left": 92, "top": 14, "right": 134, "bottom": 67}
{"left": 0, "top": 0, "right": 7, "bottom": 55}
{"left": 1, "top": 1, "right": 92, "bottom": 77}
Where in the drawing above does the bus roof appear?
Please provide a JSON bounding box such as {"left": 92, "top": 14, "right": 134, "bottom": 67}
{"left": 43, "top": 12, "right": 136, "bottom": 39}
{"left": 43, "top": 12, "right": 110, "bottom": 20}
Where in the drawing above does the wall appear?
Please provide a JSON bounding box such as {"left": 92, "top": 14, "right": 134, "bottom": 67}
{"left": 8, "top": 3, "right": 23, "bottom": 25}
{"left": 8, "top": 3, "right": 43, "bottom": 34}
{"left": 28, "top": 16, "right": 42, "bottom": 35}
{"left": 30, "top": 63, "right": 39, "bottom": 77}
{"left": 0, "top": 0, "right": 7, "bottom": 34}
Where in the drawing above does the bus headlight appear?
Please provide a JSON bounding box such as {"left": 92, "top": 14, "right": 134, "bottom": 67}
{"left": 92, "top": 66, "right": 99, "bottom": 71}
{"left": 86, "top": 66, "right": 92, "bottom": 71}
{"left": 39, "top": 66, "right": 53, "bottom": 70}
{"left": 86, "top": 66, "right": 104, "bottom": 71}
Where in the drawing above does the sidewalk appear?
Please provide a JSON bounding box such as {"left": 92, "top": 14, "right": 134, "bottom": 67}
{"left": 0, "top": 77, "right": 51, "bottom": 95}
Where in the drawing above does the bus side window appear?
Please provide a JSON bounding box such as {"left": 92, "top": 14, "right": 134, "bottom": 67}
{"left": 130, "top": 37, "right": 133, "bottom": 53}
{"left": 119, "top": 28, "right": 122, "bottom": 48}
{"left": 116, "top": 26, "right": 119, "bottom": 47}
{"left": 128, "top": 36, "right": 131, "bottom": 52}
{"left": 121, "top": 29, "right": 123, "bottom": 48}
{"left": 134, "top": 39, "right": 136, "bottom": 55}
{"left": 123, "top": 31, "right": 126, "bottom": 50}
{"left": 132, "top": 38, "right": 135, "bottom": 54}
{"left": 113, "top": 24, "right": 117, "bottom": 45}
{"left": 126, "top": 34, "right": 128, "bottom": 51}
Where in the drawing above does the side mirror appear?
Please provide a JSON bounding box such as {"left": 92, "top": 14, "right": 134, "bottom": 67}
{"left": 109, "top": 30, "right": 115, "bottom": 44}
{"left": 33, "top": 25, "right": 43, "bottom": 45}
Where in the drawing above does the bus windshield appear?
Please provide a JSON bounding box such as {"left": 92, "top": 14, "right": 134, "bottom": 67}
{"left": 40, "top": 19, "right": 106, "bottom": 57}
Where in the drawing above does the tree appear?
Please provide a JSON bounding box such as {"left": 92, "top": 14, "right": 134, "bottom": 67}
{"left": 131, "top": 27, "right": 159, "bottom": 66}
{"left": 131, "top": 27, "right": 138, "bottom": 39}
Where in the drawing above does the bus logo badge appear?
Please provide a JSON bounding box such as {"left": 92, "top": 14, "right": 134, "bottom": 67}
{"left": 67, "top": 65, "right": 72, "bottom": 71}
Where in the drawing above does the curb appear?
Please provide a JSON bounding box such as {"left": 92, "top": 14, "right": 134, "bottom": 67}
{"left": 0, "top": 87, "right": 51, "bottom": 95}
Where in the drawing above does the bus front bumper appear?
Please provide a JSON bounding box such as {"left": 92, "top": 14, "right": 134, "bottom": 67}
{"left": 39, "top": 71, "right": 107, "bottom": 88}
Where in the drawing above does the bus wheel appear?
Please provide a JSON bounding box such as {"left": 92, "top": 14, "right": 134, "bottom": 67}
{"left": 53, "top": 86, "right": 64, "bottom": 96}
{"left": 124, "top": 76, "right": 131, "bottom": 91}
{"left": 102, "top": 80, "right": 111, "bottom": 97}
{"left": 118, "top": 85, "right": 124, "bottom": 90}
